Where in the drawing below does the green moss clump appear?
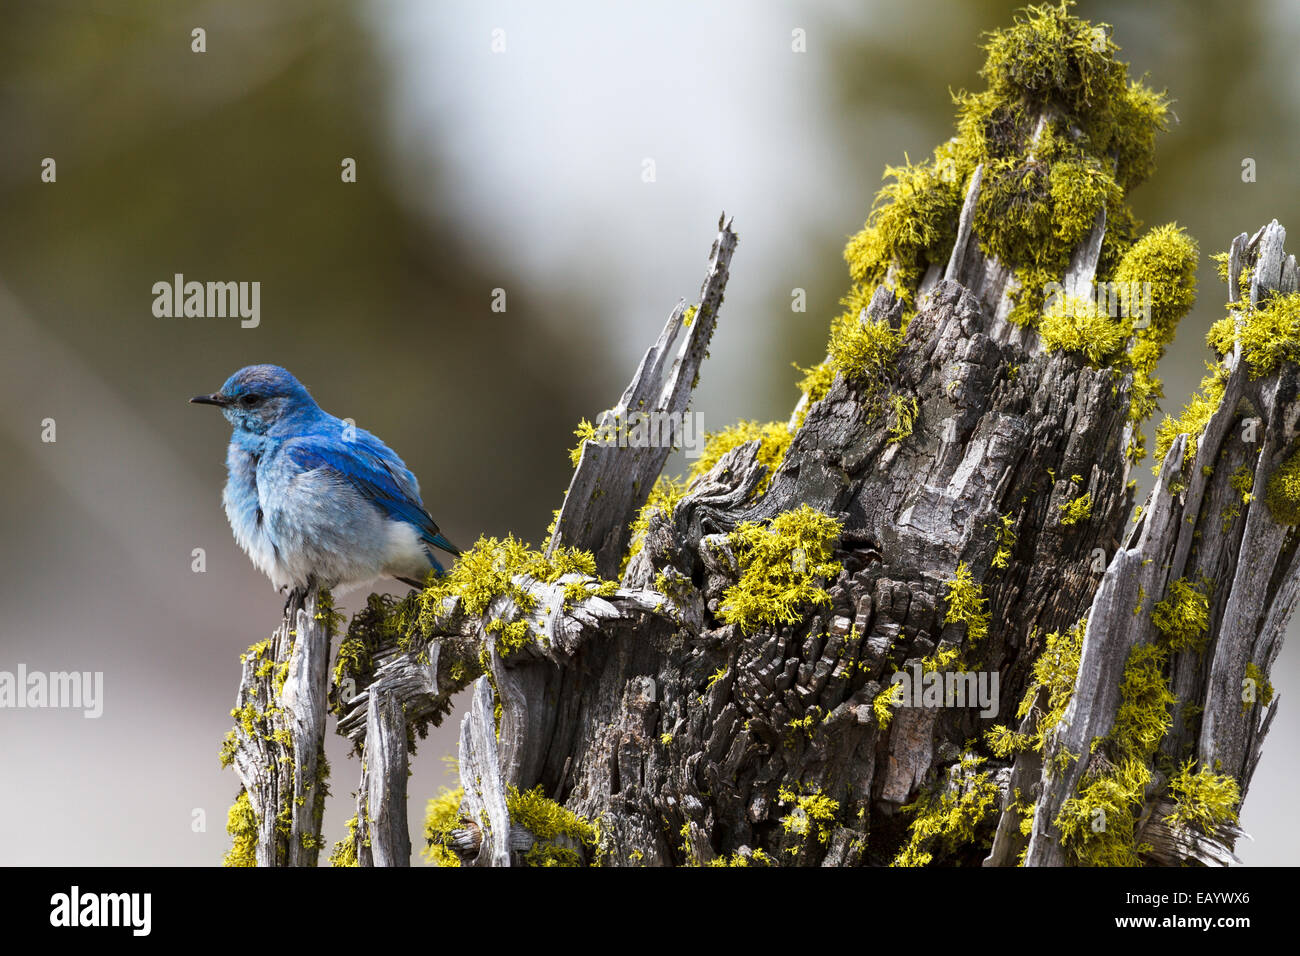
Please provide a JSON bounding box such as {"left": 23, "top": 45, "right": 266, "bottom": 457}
{"left": 332, "top": 592, "right": 418, "bottom": 714}
{"left": 892, "top": 754, "right": 999, "bottom": 867}
{"left": 986, "top": 617, "right": 1085, "bottom": 758}
{"left": 1243, "top": 662, "right": 1275, "bottom": 709}
{"left": 978, "top": 5, "right": 1121, "bottom": 136}
{"left": 1049, "top": 158, "right": 1117, "bottom": 245}
{"left": 329, "top": 815, "right": 362, "bottom": 867}
{"left": 1230, "top": 463, "right": 1255, "bottom": 499}
{"left": 314, "top": 585, "right": 346, "bottom": 633}
{"left": 1039, "top": 295, "right": 1127, "bottom": 364}
{"left": 1152, "top": 363, "right": 1228, "bottom": 472}
{"left": 484, "top": 617, "right": 533, "bottom": 656}
{"left": 415, "top": 535, "right": 614, "bottom": 660}
{"left": 843, "top": 152, "right": 963, "bottom": 305}
{"left": 1054, "top": 641, "right": 1175, "bottom": 865}
{"left": 706, "top": 848, "right": 776, "bottom": 867}
{"left": 985, "top": 724, "right": 1034, "bottom": 757}
{"left": 1058, "top": 491, "right": 1093, "bottom": 527}
{"left": 778, "top": 786, "right": 841, "bottom": 848}
{"left": 943, "top": 561, "right": 990, "bottom": 643}
{"left": 569, "top": 418, "right": 598, "bottom": 467}
{"left": 1222, "top": 291, "right": 1300, "bottom": 378}
{"left": 1210, "top": 251, "right": 1232, "bottom": 287}
{"left": 508, "top": 785, "right": 599, "bottom": 867}
{"left": 422, "top": 785, "right": 598, "bottom": 867}
{"left": 1205, "top": 315, "right": 1235, "bottom": 359}
{"left": 218, "top": 724, "right": 240, "bottom": 769}
{"left": 827, "top": 308, "right": 905, "bottom": 387}
{"left": 802, "top": 304, "right": 914, "bottom": 442}
{"left": 718, "top": 505, "right": 843, "bottom": 634}
{"left": 991, "top": 514, "right": 1017, "bottom": 569}
{"left": 1220, "top": 463, "right": 1255, "bottom": 529}
{"left": 625, "top": 474, "right": 689, "bottom": 564}
{"left": 223, "top": 789, "right": 258, "bottom": 868}
{"left": 887, "top": 395, "right": 919, "bottom": 444}
{"left": 1150, "top": 577, "right": 1210, "bottom": 652}
{"left": 561, "top": 577, "right": 619, "bottom": 608}
{"left": 422, "top": 788, "right": 465, "bottom": 867}
{"left": 1116, "top": 223, "right": 1199, "bottom": 339}
{"left": 1109, "top": 643, "right": 1176, "bottom": 758}
{"left": 873, "top": 682, "right": 904, "bottom": 729}
{"left": 920, "top": 644, "right": 961, "bottom": 674}
{"left": 1117, "top": 224, "right": 1200, "bottom": 453}
{"left": 1265, "top": 446, "right": 1300, "bottom": 525}
{"left": 332, "top": 634, "right": 371, "bottom": 696}
{"left": 1054, "top": 756, "right": 1152, "bottom": 866}
{"left": 978, "top": 154, "right": 1121, "bottom": 327}
{"left": 987, "top": 515, "right": 1019, "bottom": 567}
{"left": 1162, "top": 760, "right": 1240, "bottom": 835}
{"left": 423, "top": 535, "right": 598, "bottom": 619}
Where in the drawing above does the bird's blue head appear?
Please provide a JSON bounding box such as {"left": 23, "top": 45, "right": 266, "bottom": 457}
{"left": 190, "top": 365, "right": 321, "bottom": 435}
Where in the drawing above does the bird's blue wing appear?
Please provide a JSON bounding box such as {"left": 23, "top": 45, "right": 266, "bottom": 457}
{"left": 284, "top": 431, "right": 460, "bottom": 560}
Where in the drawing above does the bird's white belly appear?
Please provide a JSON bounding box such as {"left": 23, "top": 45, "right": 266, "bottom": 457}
{"left": 224, "top": 450, "right": 432, "bottom": 593}
{"left": 242, "top": 522, "right": 289, "bottom": 589}
{"left": 223, "top": 481, "right": 295, "bottom": 591}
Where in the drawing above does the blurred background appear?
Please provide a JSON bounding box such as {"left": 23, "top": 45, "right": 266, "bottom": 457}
{"left": 1, "top": 0, "right": 1296, "bottom": 865}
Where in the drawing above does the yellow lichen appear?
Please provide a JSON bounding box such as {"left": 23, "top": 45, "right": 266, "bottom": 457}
{"left": 1162, "top": 760, "right": 1240, "bottom": 835}
{"left": 1150, "top": 577, "right": 1210, "bottom": 652}
{"left": 943, "top": 561, "right": 990, "bottom": 643}
{"left": 1058, "top": 491, "right": 1093, "bottom": 527}
{"left": 1265, "top": 446, "right": 1300, "bottom": 525}
{"left": 718, "top": 506, "right": 843, "bottom": 634}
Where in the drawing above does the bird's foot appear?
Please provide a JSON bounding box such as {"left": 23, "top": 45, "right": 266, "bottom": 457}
{"left": 281, "top": 578, "right": 320, "bottom": 616}
{"left": 282, "top": 586, "right": 304, "bottom": 617}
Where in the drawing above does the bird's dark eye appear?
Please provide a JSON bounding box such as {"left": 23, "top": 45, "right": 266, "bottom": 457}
{"left": 240, "top": 394, "right": 260, "bottom": 407}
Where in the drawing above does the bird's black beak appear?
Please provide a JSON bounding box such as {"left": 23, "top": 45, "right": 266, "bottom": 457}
{"left": 190, "top": 393, "right": 230, "bottom": 407}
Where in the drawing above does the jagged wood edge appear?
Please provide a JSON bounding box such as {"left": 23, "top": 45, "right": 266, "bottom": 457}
{"left": 547, "top": 213, "right": 739, "bottom": 577}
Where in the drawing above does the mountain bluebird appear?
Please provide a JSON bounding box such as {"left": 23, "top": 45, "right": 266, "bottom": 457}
{"left": 191, "top": 364, "right": 459, "bottom": 594}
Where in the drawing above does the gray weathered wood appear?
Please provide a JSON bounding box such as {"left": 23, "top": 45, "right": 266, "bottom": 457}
{"left": 459, "top": 676, "right": 512, "bottom": 867}
{"left": 226, "top": 587, "right": 333, "bottom": 866}
{"left": 362, "top": 689, "right": 411, "bottom": 866}
{"left": 547, "top": 214, "right": 738, "bottom": 577}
